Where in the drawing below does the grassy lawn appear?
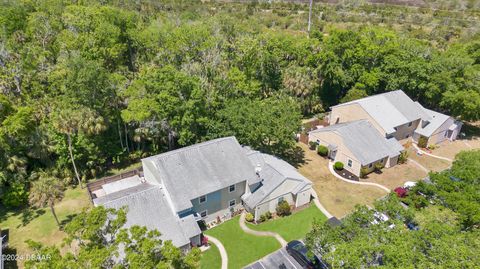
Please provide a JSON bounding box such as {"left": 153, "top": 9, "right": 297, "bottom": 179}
{"left": 200, "top": 243, "right": 222, "bottom": 269}
{"left": 362, "top": 161, "right": 427, "bottom": 190}
{"left": 0, "top": 186, "right": 91, "bottom": 259}
{"left": 205, "top": 216, "right": 281, "bottom": 269}
{"left": 297, "top": 143, "right": 387, "bottom": 218}
{"left": 246, "top": 204, "right": 326, "bottom": 242}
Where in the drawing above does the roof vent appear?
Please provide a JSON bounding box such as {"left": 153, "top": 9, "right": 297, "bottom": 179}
{"left": 255, "top": 164, "right": 262, "bottom": 175}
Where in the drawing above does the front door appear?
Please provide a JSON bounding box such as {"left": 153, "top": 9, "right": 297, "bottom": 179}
{"left": 329, "top": 150, "right": 337, "bottom": 160}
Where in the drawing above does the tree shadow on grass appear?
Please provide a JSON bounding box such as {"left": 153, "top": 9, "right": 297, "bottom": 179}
{"left": 17, "top": 208, "right": 46, "bottom": 228}
{"left": 283, "top": 145, "right": 306, "bottom": 168}
{"left": 60, "top": 213, "right": 78, "bottom": 227}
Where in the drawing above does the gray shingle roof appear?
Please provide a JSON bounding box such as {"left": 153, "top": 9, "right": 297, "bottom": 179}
{"left": 414, "top": 104, "right": 450, "bottom": 137}
{"left": 142, "top": 137, "right": 257, "bottom": 212}
{"left": 95, "top": 184, "right": 200, "bottom": 248}
{"left": 310, "top": 120, "right": 403, "bottom": 165}
{"left": 332, "top": 90, "right": 431, "bottom": 134}
{"left": 242, "top": 152, "right": 312, "bottom": 208}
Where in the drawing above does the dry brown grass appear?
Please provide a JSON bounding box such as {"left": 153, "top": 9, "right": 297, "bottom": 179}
{"left": 406, "top": 147, "right": 451, "bottom": 172}
{"left": 361, "top": 162, "right": 427, "bottom": 190}
{"left": 296, "top": 143, "right": 386, "bottom": 218}
{"left": 431, "top": 138, "right": 480, "bottom": 160}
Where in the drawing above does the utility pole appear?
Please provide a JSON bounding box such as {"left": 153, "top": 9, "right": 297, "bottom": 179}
{"left": 308, "top": 0, "right": 313, "bottom": 35}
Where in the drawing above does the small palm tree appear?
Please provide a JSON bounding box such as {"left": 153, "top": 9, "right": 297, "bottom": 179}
{"left": 29, "top": 174, "right": 65, "bottom": 227}
{"left": 51, "top": 104, "right": 106, "bottom": 188}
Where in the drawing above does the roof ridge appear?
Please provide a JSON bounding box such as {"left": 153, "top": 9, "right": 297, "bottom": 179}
{"left": 143, "top": 136, "right": 238, "bottom": 161}
{"left": 100, "top": 184, "right": 157, "bottom": 206}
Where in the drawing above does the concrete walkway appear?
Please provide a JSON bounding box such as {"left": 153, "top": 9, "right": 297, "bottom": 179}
{"left": 239, "top": 212, "right": 288, "bottom": 247}
{"left": 328, "top": 161, "right": 391, "bottom": 193}
{"left": 310, "top": 192, "right": 333, "bottom": 219}
{"left": 412, "top": 143, "right": 453, "bottom": 162}
{"left": 207, "top": 235, "right": 228, "bottom": 269}
{"left": 407, "top": 158, "right": 429, "bottom": 173}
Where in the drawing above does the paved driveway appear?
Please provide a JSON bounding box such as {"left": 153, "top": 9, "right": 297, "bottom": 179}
{"left": 243, "top": 248, "right": 303, "bottom": 269}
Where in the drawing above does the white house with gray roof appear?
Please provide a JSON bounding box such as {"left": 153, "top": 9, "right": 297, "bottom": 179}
{"left": 242, "top": 148, "right": 313, "bottom": 221}
{"left": 329, "top": 90, "right": 462, "bottom": 145}
{"left": 309, "top": 120, "right": 404, "bottom": 177}
{"left": 90, "top": 136, "right": 313, "bottom": 250}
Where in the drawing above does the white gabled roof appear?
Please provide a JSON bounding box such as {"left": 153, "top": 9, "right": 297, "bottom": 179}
{"left": 310, "top": 120, "right": 403, "bottom": 165}
{"left": 414, "top": 104, "right": 451, "bottom": 137}
{"left": 332, "top": 90, "right": 431, "bottom": 134}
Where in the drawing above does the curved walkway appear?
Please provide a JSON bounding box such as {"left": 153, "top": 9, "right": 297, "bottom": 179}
{"left": 239, "top": 212, "right": 288, "bottom": 247}
{"left": 412, "top": 143, "right": 453, "bottom": 162}
{"left": 310, "top": 192, "right": 333, "bottom": 219}
{"left": 407, "top": 158, "right": 429, "bottom": 173}
{"left": 207, "top": 235, "right": 228, "bottom": 269}
{"left": 328, "top": 161, "right": 391, "bottom": 193}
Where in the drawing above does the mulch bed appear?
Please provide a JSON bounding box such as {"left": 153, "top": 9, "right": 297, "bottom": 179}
{"left": 334, "top": 168, "right": 360, "bottom": 181}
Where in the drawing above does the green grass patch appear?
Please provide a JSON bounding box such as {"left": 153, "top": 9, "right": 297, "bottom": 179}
{"left": 200, "top": 242, "right": 222, "bottom": 269}
{"left": 205, "top": 216, "right": 280, "bottom": 269}
{"left": 246, "top": 204, "right": 327, "bottom": 241}
{"left": 0, "top": 186, "right": 91, "bottom": 258}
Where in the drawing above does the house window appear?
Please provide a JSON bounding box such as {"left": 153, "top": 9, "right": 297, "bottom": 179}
{"left": 229, "top": 184, "right": 236, "bottom": 193}
{"left": 200, "top": 210, "right": 207, "bottom": 218}
{"left": 229, "top": 199, "right": 236, "bottom": 207}
{"left": 278, "top": 197, "right": 284, "bottom": 204}
{"left": 199, "top": 195, "right": 207, "bottom": 204}
{"left": 408, "top": 122, "right": 412, "bottom": 127}
{"left": 444, "top": 131, "right": 449, "bottom": 138}
{"left": 347, "top": 159, "right": 353, "bottom": 167}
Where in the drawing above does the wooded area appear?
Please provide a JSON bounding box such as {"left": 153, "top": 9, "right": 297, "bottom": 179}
{"left": 0, "top": 0, "right": 479, "bottom": 208}
{"left": 306, "top": 149, "right": 480, "bottom": 267}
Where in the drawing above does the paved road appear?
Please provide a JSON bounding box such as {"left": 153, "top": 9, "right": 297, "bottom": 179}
{"left": 243, "top": 248, "right": 303, "bottom": 269}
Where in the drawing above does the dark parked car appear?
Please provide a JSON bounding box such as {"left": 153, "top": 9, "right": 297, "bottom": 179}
{"left": 286, "top": 240, "right": 327, "bottom": 269}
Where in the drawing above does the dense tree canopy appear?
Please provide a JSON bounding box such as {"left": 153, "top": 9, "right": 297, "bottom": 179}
{"left": 0, "top": 0, "right": 479, "bottom": 208}
{"left": 306, "top": 150, "right": 480, "bottom": 268}
{"left": 24, "top": 206, "right": 200, "bottom": 268}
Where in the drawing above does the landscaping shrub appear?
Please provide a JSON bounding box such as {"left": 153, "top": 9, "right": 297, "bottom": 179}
{"left": 398, "top": 151, "right": 409, "bottom": 164}
{"left": 276, "top": 200, "right": 291, "bottom": 216}
{"left": 427, "top": 144, "right": 437, "bottom": 150}
{"left": 374, "top": 162, "right": 384, "bottom": 172}
{"left": 245, "top": 212, "right": 254, "bottom": 222}
{"left": 309, "top": 141, "right": 317, "bottom": 150}
{"left": 334, "top": 161, "right": 344, "bottom": 170}
{"left": 259, "top": 212, "right": 272, "bottom": 222}
{"left": 360, "top": 167, "right": 369, "bottom": 178}
{"left": 317, "top": 145, "right": 328, "bottom": 156}
{"left": 264, "top": 211, "right": 272, "bottom": 220}
{"left": 418, "top": 136, "right": 428, "bottom": 148}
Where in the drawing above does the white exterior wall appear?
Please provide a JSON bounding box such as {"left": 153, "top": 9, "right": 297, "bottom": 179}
{"left": 295, "top": 188, "right": 311, "bottom": 207}
{"left": 309, "top": 131, "right": 362, "bottom": 176}
{"left": 427, "top": 118, "right": 455, "bottom": 145}
{"left": 393, "top": 119, "right": 421, "bottom": 141}
{"left": 387, "top": 155, "right": 399, "bottom": 168}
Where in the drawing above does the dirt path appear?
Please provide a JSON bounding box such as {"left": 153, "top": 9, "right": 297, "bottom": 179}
{"left": 207, "top": 235, "right": 228, "bottom": 269}
{"left": 239, "top": 212, "right": 288, "bottom": 247}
